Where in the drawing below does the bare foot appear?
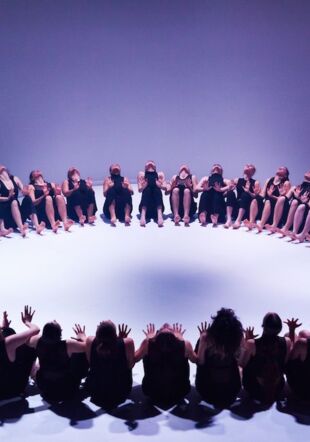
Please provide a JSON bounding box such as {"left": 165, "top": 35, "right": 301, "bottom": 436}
{"left": 79, "top": 215, "right": 86, "bottom": 226}
{"left": 0, "top": 227, "right": 13, "bottom": 237}
{"left": 255, "top": 222, "right": 263, "bottom": 233}
{"left": 124, "top": 215, "right": 131, "bottom": 226}
{"left": 294, "top": 233, "right": 306, "bottom": 243}
{"left": 88, "top": 215, "right": 96, "bottom": 224}
{"left": 20, "top": 223, "right": 29, "bottom": 237}
{"left": 36, "top": 221, "right": 45, "bottom": 235}
{"left": 224, "top": 220, "right": 232, "bottom": 229}
{"left": 110, "top": 217, "right": 117, "bottom": 227}
{"left": 64, "top": 219, "right": 74, "bottom": 231}
{"left": 157, "top": 218, "right": 164, "bottom": 227}
{"left": 211, "top": 215, "right": 218, "bottom": 227}
{"left": 266, "top": 224, "right": 277, "bottom": 235}
{"left": 183, "top": 215, "right": 190, "bottom": 226}
{"left": 199, "top": 213, "right": 207, "bottom": 226}
{"left": 140, "top": 217, "right": 146, "bottom": 227}
{"left": 174, "top": 214, "right": 181, "bottom": 226}
{"left": 232, "top": 221, "right": 241, "bottom": 229}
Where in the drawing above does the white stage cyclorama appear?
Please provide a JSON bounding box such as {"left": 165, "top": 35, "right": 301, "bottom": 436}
{"left": 1, "top": 184, "right": 310, "bottom": 442}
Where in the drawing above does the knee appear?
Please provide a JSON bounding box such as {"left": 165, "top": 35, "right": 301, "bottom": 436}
{"left": 11, "top": 199, "right": 18, "bottom": 208}
{"left": 45, "top": 195, "right": 53, "bottom": 203}
{"left": 278, "top": 196, "right": 285, "bottom": 204}
{"left": 172, "top": 187, "right": 180, "bottom": 195}
{"left": 183, "top": 188, "right": 190, "bottom": 195}
{"left": 291, "top": 199, "right": 298, "bottom": 208}
{"left": 55, "top": 195, "right": 63, "bottom": 202}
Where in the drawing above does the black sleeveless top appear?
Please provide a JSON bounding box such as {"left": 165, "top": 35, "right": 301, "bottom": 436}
{"left": 300, "top": 181, "right": 310, "bottom": 197}
{"left": 208, "top": 173, "right": 224, "bottom": 188}
{"left": 34, "top": 182, "right": 54, "bottom": 199}
{"left": 175, "top": 174, "right": 193, "bottom": 188}
{"left": 88, "top": 338, "right": 131, "bottom": 389}
{"left": 68, "top": 178, "right": 89, "bottom": 193}
{"left": 197, "top": 346, "right": 240, "bottom": 385}
{"left": 236, "top": 177, "right": 255, "bottom": 199}
{"left": 265, "top": 176, "right": 286, "bottom": 198}
{"left": 36, "top": 338, "right": 70, "bottom": 374}
{"left": 0, "top": 175, "right": 19, "bottom": 200}
{"left": 110, "top": 174, "right": 124, "bottom": 192}
{"left": 144, "top": 171, "right": 158, "bottom": 188}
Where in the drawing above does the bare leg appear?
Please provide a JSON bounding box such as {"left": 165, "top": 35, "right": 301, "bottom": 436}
{"left": 183, "top": 189, "right": 191, "bottom": 226}
{"left": 233, "top": 208, "right": 246, "bottom": 229}
{"left": 224, "top": 206, "right": 233, "bottom": 229}
{"left": 109, "top": 201, "right": 117, "bottom": 226}
{"left": 244, "top": 199, "right": 258, "bottom": 230}
{"left": 0, "top": 219, "right": 13, "bottom": 237}
{"left": 293, "top": 208, "right": 310, "bottom": 242}
{"left": 140, "top": 207, "right": 147, "bottom": 227}
{"left": 87, "top": 203, "right": 96, "bottom": 224}
{"left": 30, "top": 213, "right": 45, "bottom": 234}
{"left": 45, "top": 196, "right": 60, "bottom": 233}
{"left": 266, "top": 196, "right": 285, "bottom": 233}
{"left": 11, "top": 200, "right": 28, "bottom": 237}
{"left": 199, "top": 211, "right": 207, "bottom": 226}
{"left": 256, "top": 201, "right": 271, "bottom": 232}
{"left": 55, "top": 195, "right": 73, "bottom": 231}
{"left": 278, "top": 199, "right": 299, "bottom": 236}
{"left": 211, "top": 213, "right": 219, "bottom": 227}
{"left": 171, "top": 188, "right": 181, "bottom": 225}
{"left": 157, "top": 207, "right": 164, "bottom": 227}
{"left": 124, "top": 204, "right": 131, "bottom": 225}
{"left": 74, "top": 205, "right": 86, "bottom": 226}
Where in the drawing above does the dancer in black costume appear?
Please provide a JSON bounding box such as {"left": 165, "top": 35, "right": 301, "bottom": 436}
{"left": 28, "top": 321, "right": 87, "bottom": 403}
{"left": 135, "top": 323, "right": 196, "bottom": 408}
{"left": 0, "top": 165, "right": 44, "bottom": 236}
{"left": 224, "top": 164, "right": 261, "bottom": 229}
{"left": 240, "top": 313, "right": 291, "bottom": 404}
{"left": 28, "top": 170, "right": 73, "bottom": 233}
{"left": 138, "top": 161, "right": 167, "bottom": 227}
{"left": 85, "top": 321, "right": 134, "bottom": 408}
{"left": 167, "top": 165, "right": 198, "bottom": 226}
{"left": 0, "top": 307, "right": 39, "bottom": 400}
{"left": 245, "top": 166, "right": 291, "bottom": 232}
{"left": 103, "top": 164, "right": 133, "bottom": 226}
{"left": 62, "top": 167, "right": 97, "bottom": 226}
{"left": 197, "top": 164, "right": 234, "bottom": 227}
{"left": 195, "top": 309, "right": 243, "bottom": 408}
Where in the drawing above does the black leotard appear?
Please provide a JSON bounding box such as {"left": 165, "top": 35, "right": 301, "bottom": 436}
{"left": 103, "top": 174, "right": 133, "bottom": 221}
{"left": 286, "top": 339, "right": 310, "bottom": 400}
{"left": 67, "top": 178, "right": 97, "bottom": 221}
{"left": 139, "top": 171, "right": 165, "bottom": 220}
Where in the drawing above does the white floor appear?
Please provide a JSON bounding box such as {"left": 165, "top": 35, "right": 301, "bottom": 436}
{"left": 1, "top": 185, "right": 310, "bottom": 441}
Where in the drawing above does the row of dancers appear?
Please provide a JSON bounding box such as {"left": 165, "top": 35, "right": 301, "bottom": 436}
{"left": 0, "top": 306, "right": 309, "bottom": 409}
{"left": 0, "top": 162, "right": 310, "bottom": 242}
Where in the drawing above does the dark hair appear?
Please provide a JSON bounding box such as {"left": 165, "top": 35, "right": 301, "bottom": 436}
{"left": 96, "top": 321, "right": 117, "bottom": 357}
{"left": 208, "top": 308, "right": 243, "bottom": 356}
{"left": 1, "top": 327, "right": 16, "bottom": 338}
{"left": 67, "top": 167, "right": 79, "bottom": 180}
{"left": 42, "top": 322, "right": 62, "bottom": 342}
{"left": 262, "top": 313, "right": 282, "bottom": 336}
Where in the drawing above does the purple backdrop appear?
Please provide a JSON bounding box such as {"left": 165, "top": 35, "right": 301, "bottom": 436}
{"left": 0, "top": 0, "right": 309, "bottom": 185}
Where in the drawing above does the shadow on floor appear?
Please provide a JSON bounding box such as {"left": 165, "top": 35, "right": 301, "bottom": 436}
{"left": 276, "top": 396, "right": 310, "bottom": 425}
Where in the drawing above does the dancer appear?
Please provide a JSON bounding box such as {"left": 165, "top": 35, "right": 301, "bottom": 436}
{"left": 0, "top": 307, "right": 39, "bottom": 400}
{"left": 85, "top": 321, "right": 134, "bottom": 408}
{"left": 28, "top": 170, "right": 73, "bottom": 233}
{"left": 245, "top": 166, "right": 291, "bottom": 232}
{"left": 0, "top": 165, "right": 39, "bottom": 237}
{"left": 195, "top": 309, "right": 243, "bottom": 408}
{"left": 167, "top": 165, "right": 198, "bottom": 226}
{"left": 138, "top": 161, "right": 167, "bottom": 227}
{"left": 27, "top": 321, "right": 87, "bottom": 402}
{"left": 240, "top": 313, "right": 291, "bottom": 404}
{"left": 197, "top": 164, "right": 234, "bottom": 227}
{"left": 62, "top": 167, "right": 97, "bottom": 226}
{"left": 135, "top": 323, "right": 196, "bottom": 407}
{"left": 103, "top": 164, "right": 133, "bottom": 226}
{"left": 225, "top": 164, "right": 260, "bottom": 229}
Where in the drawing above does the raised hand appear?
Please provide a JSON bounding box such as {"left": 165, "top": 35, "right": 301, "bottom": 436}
{"left": 172, "top": 322, "right": 186, "bottom": 339}
{"left": 143, "top": 323, "right": 156, "bottom": 340}
{"left": 8, "top": 188, "right": 15, "bottom": 199}
{"left": 2, "top": 311, "right": 11, "bottom": 328}
{"left": 213, "top": 182, "right": 222, "bottom": 192}
{"left": 71, "top": 324, "right": 86, "bottom": 341}
{"left": 197, "top": 321, "right": 209, "bottom": 335}
{"left": 244, "top": 326, "right": 258, "bottom": 340}
{"left": 294, "top": 185, "right": 302, "bottom": 198}
{"left": 300, "top": 191, "right": 310, "bottom": 203}
{"left": 21, "top": 305, "right": 35, "bottom": 325}
{"left": 284, "top": 318, "right": 302, "bottom": 333}
{"left": 267, "top": 185, "right": 275, "bottom": 197}
{"left": 118, "top": 323, "right": 131, "bottom": 338}
{"left": 54, "top": 184, "right": 62, "bottom": 196}
{"left": 122, "top": 179, "right": 130, "bottom": 189}
{"left": 86, "top": 177, "right": 93, "bottom": 188}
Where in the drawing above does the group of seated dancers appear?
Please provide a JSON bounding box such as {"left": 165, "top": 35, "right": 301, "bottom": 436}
{"left": 0, "top": 161, "right": 309, "bottom": 242}
{"left": 1, "top": 306, "right": 310, "bottom": 411}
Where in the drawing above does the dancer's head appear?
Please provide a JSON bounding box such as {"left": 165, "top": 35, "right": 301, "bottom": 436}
{"left": 42, "top": 321, "right": 62, "bottom": 342}
{"left": 0, "top": 165, "right": 10, "bottom": 179}
{"left": 29, "top": 170, "right": 44, "bottom": 185}
{"left": 145, "top": 160, "right": 156, "bottom": 172}
{"left": 262, "top": 312, "right": 282, "bottom": 336}
{"left": 244, "top": 164, "right": 256, "bottom": 177}
{"left": 95, "top": 320, "right": 118, "bottom": 357}
{"left": 109, "top": 164, "right": 121, "bottom": 175}
{"left": 67, "top": 167, "right": 80, "bottom": 181}
{"left": 208, "top": 308, "right": 243, "bottom": 356}
{"left": 211, "top": 164, "right": 223, "bottom": 175}
{"left": 304, "top": 170, "right": 310, "bottom": 182}
{"left": 178, "top": 164, "right": 190, "bottom": 176}
{"left": 153, "top": 323, "right": 179, "bottom": 353}
{"left": 276, "top": 166, "right": 289, "bottom": 180}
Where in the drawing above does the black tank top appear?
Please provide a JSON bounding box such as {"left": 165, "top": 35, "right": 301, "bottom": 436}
{"left": 34, "top": 182, "right": 54, "bottom": 199}
{"left": 68, "top": 178, "right": 88, "bottom": 193}
{"left": 0, "top": 175, "right": 19, "bottom": 200}
{"left": 236, "top": 177, "right": 255, "bottom": 199}
{"left": 266, "top": 176, "right": 286, "bottom": 198}
{"left": 144, "top": 171, "right": 158, "bottom": 188}
{"left": 176, "top": 174, "right": 192, "bottom": 188}
{"left": 36, "top": 338, "right": 70, "bottom": 373}
{"left": 89, "top": 338, "right": 131, "bottom": 386}
{"left": 110, "top": 174, "right": 124, "bottom": 192}
{"left": 208, "top": 173, "right": 224, "bottom": 188}
{"left": 198, "top": 347, "right": 240, "bottom": 384}
{"left": 300, "top": 181, "right": 310, "bottom": 196}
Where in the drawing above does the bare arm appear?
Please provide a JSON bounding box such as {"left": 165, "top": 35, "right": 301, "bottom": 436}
{"left": 134, "top": 338, "right": 148, "bottom": 362}
{"left": 103, "top": 177, "right": 113, "bottom": 196}
{"left": 28, "top": 184, "right": 47, "bottom": 206}
{"left": 123, "top": 177, "right": 134, "bottom": 195}
{"left": 85, "top": 336, "right": 95, "bottom": 363}
{"left": 62, "top": 179, "right": 78, "bottom": 197}
{"left": 124, "top": 337, "right": 135, "bottom": 368}
{"left": 66, "top": 339, "right": 86, "bottom": 357}
{"left": 137, "top": 171, "right": 147, "bottom": 192}
{"left": 196, "top": 176, "right": 209, "bottom": 192}
{"left": 185, "top": 340, "right": 197, "bottom": 363}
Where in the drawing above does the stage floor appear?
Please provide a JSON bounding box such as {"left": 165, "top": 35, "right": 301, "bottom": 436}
{"left": 1, "top": 185, "right": 310, "bottom": 441}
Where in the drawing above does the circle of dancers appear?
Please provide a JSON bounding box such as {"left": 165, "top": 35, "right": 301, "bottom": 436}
{"left": 0, "top": 306, "right": 309, "bottom": 411}
{"left": 0, "top": 162, "right": 309, "bottom": 242}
